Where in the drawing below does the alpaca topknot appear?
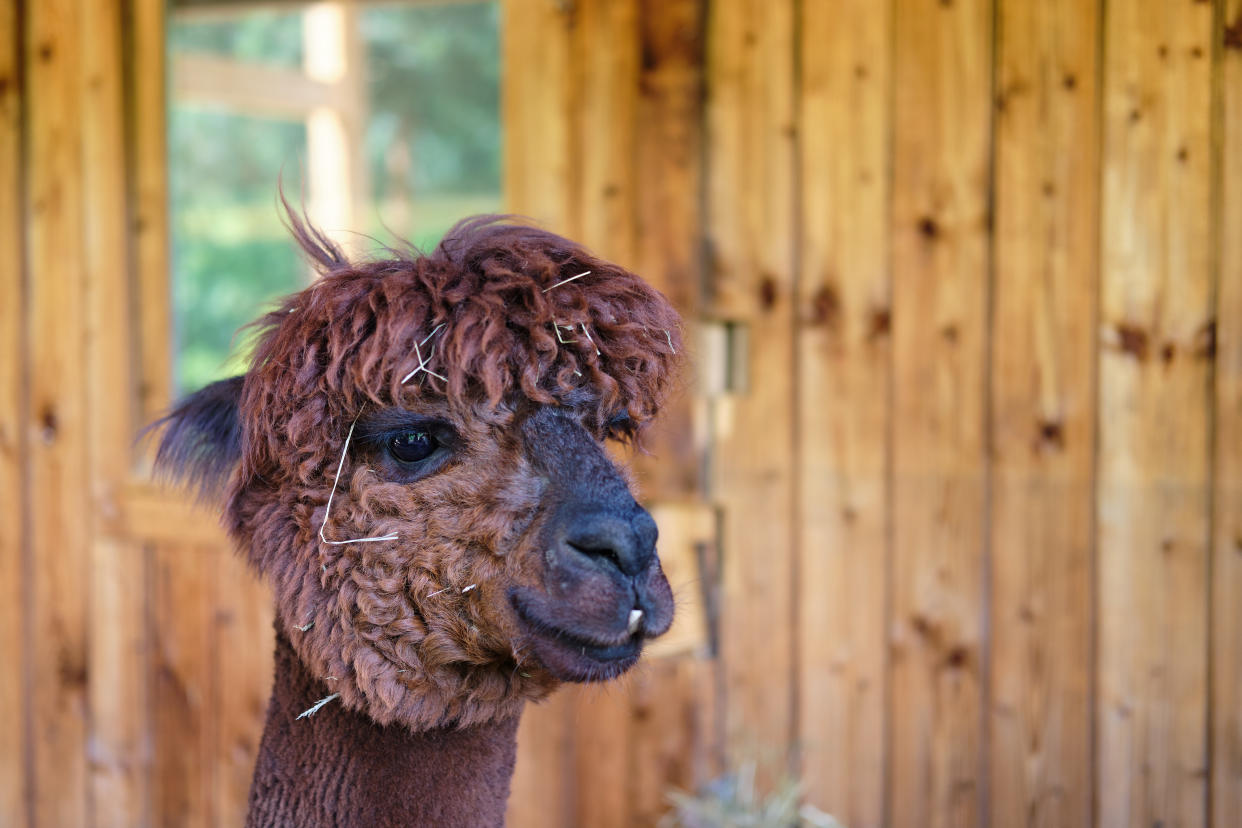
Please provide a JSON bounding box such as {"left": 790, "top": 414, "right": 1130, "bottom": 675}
{"left": 236, "top": 206, "right": 683, "bottom": 490}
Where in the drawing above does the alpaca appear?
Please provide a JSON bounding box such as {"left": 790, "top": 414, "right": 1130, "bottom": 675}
{"left": 150, "top": 212, "right": 683, "bottom": 826}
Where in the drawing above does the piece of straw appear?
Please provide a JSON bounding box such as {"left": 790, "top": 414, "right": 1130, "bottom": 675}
{"left": 295, "top": 620, "right": 315, "bottom": 632}
{"left": 580, "top": 324, "right": 601, "bottom": 356}
{"left": 296, "top": 693, "right": 340, "bottom": 720}
{"left": 319, "top": 416, "right": 400, "bottom": 545}
{"left": 401, "top": 323, "right": 448, "bottom": 383}
{"left": 542, "top": 270, "right": 591, "bottom": 293}
{"left": 461, "top": 584, "right": 477, "bottom": 594}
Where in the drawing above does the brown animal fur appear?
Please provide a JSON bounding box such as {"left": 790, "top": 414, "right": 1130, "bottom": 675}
{"left": 204, "top": 212, "right": 682, "bottom": 732}
{"left": 247, "top": 630, "right": 520, "bottom": 827}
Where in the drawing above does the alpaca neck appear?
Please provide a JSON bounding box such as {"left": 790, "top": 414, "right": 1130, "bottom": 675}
{"left": 247, "top": 628, "right": 521, "bottom": 827}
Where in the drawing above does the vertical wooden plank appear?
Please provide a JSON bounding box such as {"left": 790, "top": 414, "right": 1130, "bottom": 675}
{"left": 507, "top": 695, "right": 576, "bottom": 828}
{"left": 213, "top": 547, "right": 274, "bottom": 828}
{"left": 25, "top": 0, "right": 91, "bottom": 823}
{"left": 566, "top": 3, "right": 641, "bottom": 823}
{"left": 574, "top": 0, "right": 637, "bottom": 264}
{"left": 630, "top": 656, "right": 719, "bottom": 826}
{"left": 1213, "top": 2, "right": 1242, "bottom": 823}
{"left": 632, "top": 0, "right": 705, "bottom": 499}
{"left": 795, "top": 0, "right": 890, "bottom": 825}
{"left": 569, "top": 683, "right": 634, "bottom": 828}
{"left": 81, "top": 1, "right": 152, "bottom": 825}
{"left": 130, "top": 0, "right": 172, "bottom": 423}
{"left": 1097, "top": 1, "right": 1214, "bottom": 826}
{"left": 502, "top": 0, "right": 574, "bottom": 232}
{"left": 0, "top": 2, "right": 25, "bottom": 825}
{"left": 888, "top": 0, "right": 992, "bottom": 825}
{"left": 704, "top": 0, "right": 796, "bottom": 778}
{"left": 988, "top": 1, "right": 1100, "bottom": 826}
{"left": 151, "top": 542, "right": 214, "bottom": 828}
{"left": 502, "top": 3, "right": 578, "bottom": 825}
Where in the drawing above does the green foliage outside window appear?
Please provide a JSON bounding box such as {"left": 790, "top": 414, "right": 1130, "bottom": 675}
{"left": 168, "top": 3, "right": 501, "bottom": 393}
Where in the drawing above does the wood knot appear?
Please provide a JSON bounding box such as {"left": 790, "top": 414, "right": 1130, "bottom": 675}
{"left": 758, "top": 275, "right": 779, "bottom": 310}
{"left": 1037, "top": 419, "right": 1065, "bottom": 450}
{"left": 1225, "top": 15, "right": 1242, "bottom": 51}
{"left": 918, "top": 216, "right": 940, "bottom": 240}
{"left": 1115, "top": 323, "right": 1149, "bottom": 360}
{"left": 809, "top": 282, "right": 842, "bottom": 329}
{"left": 943, "top": 646, "right": 970, "bottom": 670}
{"left": 1062, "top": 73, "right": 1077, "bottom": 91}
{"left": 39, "top": 405, "right": 58, "bottom": 443}
{"left": 867, "top": 307, "right": 892, "bottom": 342}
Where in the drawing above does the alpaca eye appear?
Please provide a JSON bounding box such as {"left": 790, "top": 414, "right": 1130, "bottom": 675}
{"left": 388, "top": 431, "right": 437, "bottom": 463}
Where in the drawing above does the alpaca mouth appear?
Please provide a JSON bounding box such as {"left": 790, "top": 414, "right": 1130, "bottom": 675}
{"left": 510, "top": 596, "right": 643, "bottom": 681}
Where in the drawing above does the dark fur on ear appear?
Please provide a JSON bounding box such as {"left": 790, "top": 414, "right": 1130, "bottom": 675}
{"left": 145, "top": 375, "right": 245, "bottom": 500}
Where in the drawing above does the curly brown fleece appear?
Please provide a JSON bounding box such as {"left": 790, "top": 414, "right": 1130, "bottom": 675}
{"left": 222, "top": 213, "right": 682, "bottom": 731}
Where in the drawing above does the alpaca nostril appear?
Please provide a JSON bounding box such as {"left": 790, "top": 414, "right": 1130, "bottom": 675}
{"left": 565, "top": 536, "right": 627, "bottom": 573}
{"left": 562, "top": 512, "right": 653, "bottom": 577}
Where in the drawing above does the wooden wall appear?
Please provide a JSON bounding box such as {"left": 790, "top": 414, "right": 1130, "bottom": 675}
{"left": 503, "top": 1, "right": 1241, "bottom": 828}
{"left": 2, "top": 0, "right": 1240, "bottom": 827}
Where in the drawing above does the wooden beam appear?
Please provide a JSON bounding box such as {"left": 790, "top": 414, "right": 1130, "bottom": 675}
{"left": 988, "top": 0, "right": 1100, "bottom": 825}
{"left": 632, "top": 0, "right": 705, "bottom": 499}
{"left": 888, "top": 0, "right": 992, "bottom": 825}
{"left": 501, "top": 4, "right": 578, "bottom": 823}
{"left": 705, "top": 0, "right": 797, "bottom": 784}
{"left": 0, "top": 0, "right": 26, "bottom": 823}
{"left": 26, "top": 0, "right": 91, "bottom": 821}
{"left": 1213, "top": 1, "right": 1242, "bottom": 822}
{"left": 303, "top": 2, "right": 367, "bottom": 247}
{"left": 82, "top": 0, "right": 152, "bottom": 823}
{"left": 173, "top": 52, "right": 346, "bottom": 120}
{"left": 502, "top": 0, "right": 573, "bottom": 231}
{"left": 1096, "top": 1, "right": 1215, "bottom": 825}
{"left": 131, "top": 0, "right": 174, "bottom": 424}
{"left": 795, "top": 0, "right": 891, "bottom": 824}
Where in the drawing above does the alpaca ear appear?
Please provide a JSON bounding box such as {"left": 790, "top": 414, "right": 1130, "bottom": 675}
{"left": 145, "top": 375, "right": 245, "bottom": 501}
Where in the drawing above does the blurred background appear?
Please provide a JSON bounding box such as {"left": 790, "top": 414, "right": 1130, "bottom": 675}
{"left": 2, "top": 0, "right": 1239, "bottom": 826}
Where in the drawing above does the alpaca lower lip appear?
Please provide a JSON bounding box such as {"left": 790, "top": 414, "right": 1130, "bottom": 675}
{"left": 510, "top": 597, "right": 642, "bottom": 678}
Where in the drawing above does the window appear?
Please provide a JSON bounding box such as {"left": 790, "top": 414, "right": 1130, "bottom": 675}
{"left": 168, "top": 1, "right": 501, "bottom": 392}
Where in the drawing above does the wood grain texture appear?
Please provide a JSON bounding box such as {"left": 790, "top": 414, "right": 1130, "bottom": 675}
{"left": 213, "top": 548, "right": 274, "bottom": 828}
{"left": 796, "top": 0, "right": 890, "bottom": 824}
{"left": 81, "top": 2, "right": 152, "bottom": 825}
{"left": 988, "top": 0, "right": 1099, "bottom": 825}
{"left": 129, "top": 0, "right": 172, "bottom": 423}
{"left": 501, "top": 4, "right": 578, "bottom": 825}
{"left": 632, "top": 0, "right": 704, "bottom": 500}
{"left": 630, "top": 655, "right": 721, "bottom": 826}
{"left": 888, "top": 0, "right": 992, "bottom": 826}
{"left": 573, "top": 0, "right": 638, "bottom": 262}
{"left": 25, "top": 0, "right": 91, "bottom": 822}
{"left": 1213, "top": 2, "right": 1242, "bottom": 823}
{"left": 506, "top": 693, "right": 575, "bottom": 828}
{"left": 571, "top": 683, "right": 634, "bottom": 828}
{"left": 0, "top": 3, "right": 25, "bottom": 825}
{"left": 704, "top": 0, "right": 797, "bottom": 777}
{"left": 1096, "top": 1, "right": 1215, "bottom": 826}
{"left": 502, "top": 0, "right": 573, "bottom": 232}
{"left": 151, "top": 541, "right": 214, "bottom": 828}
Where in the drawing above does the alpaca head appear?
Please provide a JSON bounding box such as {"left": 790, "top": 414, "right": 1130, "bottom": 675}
{"left": 152, "top": 214, "right": 683, "bottom": 731}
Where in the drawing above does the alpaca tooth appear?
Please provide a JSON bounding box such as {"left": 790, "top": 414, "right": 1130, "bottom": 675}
{"left": 627, "top": 609, "right": 643, "bottom": 635}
